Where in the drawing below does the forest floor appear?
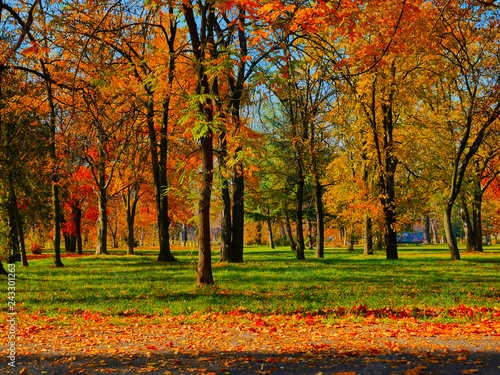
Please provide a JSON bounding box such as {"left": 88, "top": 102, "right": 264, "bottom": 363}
{"left": 1, "top": 311, "right": 500, "bottom": 375}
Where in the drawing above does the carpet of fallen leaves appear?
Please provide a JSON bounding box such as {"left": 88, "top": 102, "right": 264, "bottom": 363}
{"left": 2, "top": 306, "right": 500, "bottom": 375}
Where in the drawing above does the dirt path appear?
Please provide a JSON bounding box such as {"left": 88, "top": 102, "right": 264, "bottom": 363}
{"left": 2, "top": 316, "right": 500, "bottom": 374}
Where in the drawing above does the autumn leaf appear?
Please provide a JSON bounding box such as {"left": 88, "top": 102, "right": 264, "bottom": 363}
{"left": 405, "top": 366, "right": 427, "bottom": 375}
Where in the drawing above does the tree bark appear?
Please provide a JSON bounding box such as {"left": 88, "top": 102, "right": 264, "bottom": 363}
{"left": 267, "top": 219, "right": 275, "bottom": 249}
{"left": 52, "top": 179, "right": 64, "bottom": 266}
{"left": 295, "top": 153, "right": 306, "bottom": 260}
{"left": 423, "top": 216, "right": 431, "bottom": 244}
{"left": 382, "top": 171, "right": 398, "bottom": 259}
{"left": 363, "top": 215, "right": 373, "bottom": 256}
{"left": 444, "top": 201, "right": 461, "bottom": 260}
{"left": 219, "top": 136, "right": 232, "bottom": 262}
{"left": 8, "top": 174, "right": 27, "bottom": 266}
{"left": 231, "top": 161, "right": 244, "bottom": 262}
{"left": 472, "top": 187, "right": 484, "bottom": 252}
{"left": 46, "top": 82, "right": 63, "bottom": 267}
{"left": 284, "top": 211, "right": 296, "bottom": 252}
{"left": 459, "top": 201, "right": 475, "bottom": 252}
{"left": 145, "top": 96, "right": 176, "bottom": 262}
{"left": 307, "top": 221, "right": 314, "bottom": 250}
{"left": 74, "top": 204, "right": 83, "bottom": 254}
{"left": 122, "top": 184, "right": 140, "bottom": 256}
{"left": 95, "top": 185, "right": 108, "bottom": 255}
{"left": 183, "top": 2, "right": 215, "bottom": 285}
{"left": 0, "top": 262, "right": 8, "bottom": 276}
{"left": 348, "top": 226, "right": 355, "bottom": 252}
{"left": 197, "top": 133, "right": 215, "bottom": 285}
{"left": 431, "top": 220, "right": 439, "bottom": 244}
{"left": 314, "top": 179, "right": 325, "bottom": 258}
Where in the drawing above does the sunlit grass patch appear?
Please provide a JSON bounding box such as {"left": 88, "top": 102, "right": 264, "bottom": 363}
{"left": 4, "top": 243, "right": 500, "bottom": 324}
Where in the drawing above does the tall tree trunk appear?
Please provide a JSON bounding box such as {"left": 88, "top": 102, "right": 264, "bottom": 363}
{"left": 307, "top": 221, "right": 313, "bottom": 250}
{"left": 295, "top": 156, "right": 306, "bottom": 260}
{"left": 444, "top": 201, "right": 461, "bottom": 260}
{"left": 284, "top": 211, "right": 296, "bottom": 252}
{"left": 431, "top": 220, "right": 439, "bottom": 244}
{"left": 382, "top": 173, "right": 398, "bottom": 259}
{"left": 219, "top": 134, "right": 232, "bottom": 262}
{"left": 7, "top": 192, "right": 20, "bottom": 263}
{"left": 122, "top": 184, "right": 140, "bottom": 255}
{"left": 74, "top": 204, "right": 83, "bottom": 254}
{"left": 145, "top": 96, "right": 176, "bottom": 262}
{"left": 459, "top": 201, "right": 475, "bottom": 252}
{"left": 255, "top": 222, "right": 262, "bottom": 246}
{"left": 157, "top": 101, "right": 176, "bottom": 262}
{"left": 231, "top": 161, "right": 244, "bottom": 262}
{"left": 371, "top": 65, "right": 398, "bottom": 260}
{"left": 363, "top": 215, "right": 373, "bottom": 256}
{"left": 46, "top": 83, "right": 63, "bottom": 267}
{"left": 143, "top": 5, "right": 178, "bottom": 263}
{"left": 472, "top": 187, "right": 483, "bottom": 252}
{"left": 52, "top": 179, "right": 64, "bottom": 266}
{"left": 267, "top": 219, "right": 275, "bottom": 249}
{"left": 8, "top": 174, "right": 27, "bottom": 266}
{"left": 63, "top": 215, "right": 72, "bottom": 253}
{"left": 95, "top": 186, "right": 108, "bottom": 255}
{"left": 422, "top": 216, "right": 431, "bottom": 244}
{"left": 348, "top": 225, "right": 355, "bottom": 252}
{"left": 197, "top": 133, "right": 214, "bottom": 285}
{"left": 183, "top": 2, "right": 216, "bottom": 285}
{"left": 95, "top": 120, "right": 108, "bottom": 256}
{"left": 0, "top": 262, "right": 7, "bottom": 275}
{"left": 314, "top": 179, "right": 325, "bottom": 258}
{"left": 181, "top": 224, "right": 188, "bottom": 247}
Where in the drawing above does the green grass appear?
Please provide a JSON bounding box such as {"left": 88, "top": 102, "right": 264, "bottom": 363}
{"left": 4, "top": 244, "right": 500, "bottom": 319}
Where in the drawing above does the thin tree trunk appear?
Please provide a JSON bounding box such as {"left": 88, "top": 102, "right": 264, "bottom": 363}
{"left": 314, "top": 180, "right": 325, "bottom": 258}
{"left": 47, "top": 84, "right": 63, "bottom": 267}
{"left": 9, "top": 175, "right": 28, "bottom": 266}
{"left": 423, "top": 216, "right": 431, "bottom": 244}
{"left": 431, "top": 220, "right": 439, "bottom": 244}
{"left": 382, "top": 172, "right": 398, "bottom": 259}
{"left": 181, "top": 224, "right": 188, "bottom": 247}
{"left": 183, "top": 2, "right": 216, "bottom": 285}
{"left": 74, "top": 205, "right": 83, "bottom": 254}
{"left": 231, "top": 162, "right": 244, "bottom": 262}
{"left": 145, "top": 96, "right": 176, "bottom": 262}
{"left": 307, "top": 221, "right": 313, "bottom": 250}
{"left": 95, "top": 186, "right": 108, "bottom": 255}
{"left": 198, "top": 133, "right": 214, "bottom": 285}
{"left": 122, "top": 184, "right": 140, "bottom": 255}
{"left": 219, "top": 151, "right": 232, "bottom": 262}
{"left": 0, "top": 262, "right": 8, "bottom": 275}
{"left": 284, "top": 211, "right": 296, "bottom": 252}
{"left": 348, "top": 225, "right": 355, "bottom": 252}
{"left": 459, "top": 201, "right": 475, "bottom": 252}
{"left": 473, "top": 188, "right": 483, "bottom": 252}
{"left": 254, "top": 222, "right": 261, "bottom": 245}
{"left": 295, "top": 159, "right": 305, "bottom": 260}
{"left": 444, "top": 201, "right": 461, "bottom": 260}
{"left": 7, "top": 192, "right": 20, "bottom": 263}
{"left": 267, "top": 219, "right": 275, "bottom": 249}
{"left": 363, "top": 215, "right": 373, "bottom": 256}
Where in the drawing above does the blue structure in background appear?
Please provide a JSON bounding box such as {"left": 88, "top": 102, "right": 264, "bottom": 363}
{"left": 397, "top": 232, "right": 424, "bottom": 243}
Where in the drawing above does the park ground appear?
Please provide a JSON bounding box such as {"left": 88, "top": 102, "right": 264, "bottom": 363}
{"left": 1, "top": 245, "right": 500, "bottom": 374}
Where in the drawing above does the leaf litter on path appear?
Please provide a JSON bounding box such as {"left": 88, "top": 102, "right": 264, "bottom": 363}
{"left": 1, "top": 310, "right": 500, "bottom": 374}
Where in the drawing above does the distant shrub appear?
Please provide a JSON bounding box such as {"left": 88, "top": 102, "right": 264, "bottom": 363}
{"left": 31, "top": 243, "right": 43, "bottom": 254}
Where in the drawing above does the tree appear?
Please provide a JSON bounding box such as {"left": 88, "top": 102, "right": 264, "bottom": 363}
{"left": 420, "top": 1, "right": 500, "bottom": 260}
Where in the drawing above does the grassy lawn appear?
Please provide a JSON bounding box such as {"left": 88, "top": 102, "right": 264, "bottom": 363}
{"left": 5, "top": 244, "right": 500, "bottom": 320}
